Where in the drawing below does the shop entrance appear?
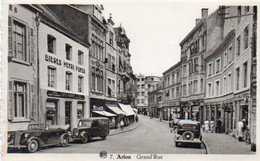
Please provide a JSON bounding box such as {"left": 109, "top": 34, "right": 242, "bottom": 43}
{"left": 46, "top": 100, "right": 58, "bottom": 126}
{"left": 65, "top": 102, "right": 72, "bottom": 126}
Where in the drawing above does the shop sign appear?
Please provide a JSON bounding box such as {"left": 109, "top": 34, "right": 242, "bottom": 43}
{"left": 93, "top": 105, "right": 104, "bottom": 111}
{"left": 47, "top": 90, "right": 85, "bottom": 100}
{"left": 45, "top": 54, "right": 85, "bottom": 74}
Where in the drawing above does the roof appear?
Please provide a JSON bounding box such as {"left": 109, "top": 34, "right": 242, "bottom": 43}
{"left": 163, "top": 61, "right": 181, "bottom": 75}
{"left": 35, "top": 5, "right": 90, "bottom": 48}
{"left": 178, "top": 120, "right": 200, "bottom": 125}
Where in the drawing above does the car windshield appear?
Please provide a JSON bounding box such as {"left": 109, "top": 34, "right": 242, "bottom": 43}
{"left": 28, "top": 124, "right": 45, "bottom": 130}
{"left": 78, "top": 120, "right": 92, "bottom": 127}
{"left": 180, "top": 124, "right": 198, "bottom": 130}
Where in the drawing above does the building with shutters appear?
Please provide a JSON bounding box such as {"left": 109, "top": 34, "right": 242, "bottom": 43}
{"left": 35, "top": 5, "right": 90, "bottom": 130}
{"left": 162, "top": 61, "right": 181, "bottom": 120}
{"left": 7, "top": 5, "right": 41, "bottom": 131}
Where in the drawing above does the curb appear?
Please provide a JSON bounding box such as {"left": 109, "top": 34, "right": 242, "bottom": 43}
{"left": 201, "top": 139, "right": 209, "bottom": 154}
{"left": 109, "top": 122, "right": 141, "bottom": 136}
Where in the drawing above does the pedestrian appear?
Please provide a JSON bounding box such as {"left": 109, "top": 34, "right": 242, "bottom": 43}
{"left": 136, "top": 115, "right": 138, "bottom": 122}
{"left": 120, "top": 119, "right": 124, "bottom": 131}
{"left": 216, "top": 119, "right": 222, "bottom": 133}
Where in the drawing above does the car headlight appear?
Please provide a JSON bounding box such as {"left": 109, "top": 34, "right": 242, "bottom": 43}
{"left": 24, "top": 133, "right": 29, "bottom": 138}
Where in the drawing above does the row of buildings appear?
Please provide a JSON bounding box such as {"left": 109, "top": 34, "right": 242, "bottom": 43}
{"left": 147, "top": 6, "right": 257, "bottom": 151}
{"left": 7, "top": 4, "right": 137, "bottom": 132}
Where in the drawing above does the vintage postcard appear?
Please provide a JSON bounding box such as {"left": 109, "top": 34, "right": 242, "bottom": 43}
{"left": 1, "top": 0, "right": 259, "bottom": 161}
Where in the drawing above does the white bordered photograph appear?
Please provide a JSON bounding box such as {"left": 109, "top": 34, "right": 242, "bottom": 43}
{"left": 1, "top": 0, "right": 259, "bottom": 161}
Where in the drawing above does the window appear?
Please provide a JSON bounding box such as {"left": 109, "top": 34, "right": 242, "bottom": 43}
{"left": 78, "top": 50, "right": 84, "bottom": 65}
{"left": 183, "top": 65, "right": 187, "bottom": 77}
{"left": 47, "top": 35, "right": 56, "bottom": 54}
{"left": 141, "top": 78, "right": 144, "bottom": 81}
{"left": 48, "top": 67, "right": 56, "bottom": 88}
{"left": 172, "top": 73, "right": 175, "bottom": 84}
{"left": 245, "top": 6, "right": 249, "bottom": 13}
{"left": 237, "top": 6, "right": 241, "bottom": 24}
{"left": 200, "top": 79, "right": 203, "bottom": 93}
{"left": 172, "top": 88, "right": 175, "bottom": 98}
{"left": 208, "top": 63, "right": 213, "bottom": 77}
{"left": 109, "top": 32, "right": 113, "bottom": 45}
{"left": 176, "top": 71, "right": 180, "bottom": 82}
{"left": 237, "top": 36, "right": 241, "bottom": 56}
{"left": 228, "top": 73, "right": 232, "bottom": 92}
{"left": 141, "top": 84, "right": 145, "bottom": 89}
{"left": 215, "top": 80, "right": 220, "bottom": 96}
{"left": 194, "top": 58, "right": 199, "bottom": 72}
{"left": 215, "top": 58, "right": 221, "bottom": 74}
{"left": 65, "top": 72, "right": 72, "bottom": 91}
{"left": 137, "top": 99, "right": 140, "bottom": 104}
{"left": 141, "top": 99, "right": 145, "bottom": 104}
{"left": 244, "top": 26, "right": 249, "bottom": 50}
{"left": 14, "top": 82, "right": 27, "bottom": 118}
{"left": 228, "top": 46, "right": 232, "bottom": 64}
{"left": 78, "top": 76, "right": 83, "bottom": 92}
{"left": 224, "top": 52, "right": 228, "bottom": 68}
{"left": 183, "top": 85, "right": 186, "bottom": 96}
{"left": 176, "top": 87, "right": 180, "bottom": 98}
{"left": 208, "top": 83, "right": 212, "bottom": 97}
{"left": 77, "top": 103, "right": 84, "bottom": 119}
{"left": 13, "top": 21, "right": 26, "bottom": 61}
{"left": 66, "top": 44, "right": 72, "bottom": 60}
{"left": 141, "top": 92, "right": 145, "bottom": 96}
{"left": 194, "top": 80, "right": 198, "bottom": 94}
{"left": 236, "top": 67, "right": 240, "bottom": 90}
{"left": 243, "top": 62, "right": 248, "bottom": 88}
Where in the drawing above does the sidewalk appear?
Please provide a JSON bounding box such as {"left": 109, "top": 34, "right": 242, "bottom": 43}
{"left": 202, "top": 132, "right": 255, "bottom": 154}
{"left": 109, "top": 121, "right": 140, "bottom": 136}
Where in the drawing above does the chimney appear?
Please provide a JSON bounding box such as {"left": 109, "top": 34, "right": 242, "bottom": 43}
{"left": 202, "top": 8, "right": 208, "bottom": 19}
{"left": 196, "top": 18, "right": 201, "bottom": 25}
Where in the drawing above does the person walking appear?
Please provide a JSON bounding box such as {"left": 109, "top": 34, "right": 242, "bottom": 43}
{"left": 120, "top": 119, "right": 124, "bottom": 131}
{"left": 216, "top": 119, "right": 222, "bottom": 133}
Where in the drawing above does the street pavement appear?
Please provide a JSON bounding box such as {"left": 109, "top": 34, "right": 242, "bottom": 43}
{"left": 36, "top": 115, "right": 206, "bottom": 154}
{"left": 202, "top": 132, "right": 255, "bottom": 154}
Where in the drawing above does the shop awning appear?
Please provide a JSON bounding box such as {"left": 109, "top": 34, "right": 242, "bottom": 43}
{"left": 92, "top": 110, "right": 117, "bottom": 117}
{"left": 106, "top": 104, "right": 126, "bottom": 115}
{"left": 119, "top": 103, "right": 136, "bottom": 116}
{"left": 132, "top": 108, "right": 138, "bottom": 113}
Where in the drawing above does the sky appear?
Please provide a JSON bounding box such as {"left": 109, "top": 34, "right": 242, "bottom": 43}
{"left": 101, "top": 1, "right": 218, "bottom": 77}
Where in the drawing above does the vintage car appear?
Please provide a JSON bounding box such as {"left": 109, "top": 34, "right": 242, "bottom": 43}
{"left": 174, "top": 120, "right": 202, "bottom": 147}
{"left": 72, "top": 117, "right": 110, "bottom": 143}
{"left": 8, "top": 124, "right": 69, "bottom": 153}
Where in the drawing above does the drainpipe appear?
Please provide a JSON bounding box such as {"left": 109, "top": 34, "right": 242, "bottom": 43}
{"left": 35, "top": 12, "right": 41, "bottom": 124}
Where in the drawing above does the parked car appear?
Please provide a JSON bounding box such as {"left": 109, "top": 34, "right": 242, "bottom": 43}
{"left": 8, "top": 124, "right": 69, "bottom": 153}
{"left": 174, "top": 120, "right": 202, "bottom": 147}
{"left": 72, "top": 117, "right": 110, "bottom": 143}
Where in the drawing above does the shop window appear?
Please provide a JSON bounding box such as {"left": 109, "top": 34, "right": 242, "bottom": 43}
{"left": 77, "top": 103, "right": 84, "bottom": 119}
{"left": 78, "top": 50, "right": 84, "bottom": 65}
{"left": 46, "top": 101, "right": 58, "bottom": 125}
{"left": 65, "top": 44, "right": 72, "bottom": 60}
{"left": 14, "top": 82, "right": 27, "bottom": 118}
{"left": 48, "top": 34, "right": 56, "bottom": 54}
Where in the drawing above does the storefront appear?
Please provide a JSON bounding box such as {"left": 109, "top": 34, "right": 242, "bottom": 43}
{"left": 119, "top": 103, "right": 136, "bottom": 125}
{"left": 106, "top": 104, "right": 126, "bottom": 128}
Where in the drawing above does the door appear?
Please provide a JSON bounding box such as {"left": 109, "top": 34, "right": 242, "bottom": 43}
{"left": 65, "top": 102, "right": 72, "bottom": 128}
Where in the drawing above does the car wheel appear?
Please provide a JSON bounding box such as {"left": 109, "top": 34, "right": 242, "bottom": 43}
{"left": 82, "top": 133, "right": 89, "bottom": 143}
{"left": 101, "top": 136, "right": 107, "bottom": 140}
{"left": 27, "top": 139, "right": 39, "bottom": 153}
{"left": 175, "top": 142, "right": 179, "bottom": 147}
{"left": 61, "top": 135, "right": 69, "bottom": 147}
{"left": 182, "top": 131, "right": 194, "bottom": 140}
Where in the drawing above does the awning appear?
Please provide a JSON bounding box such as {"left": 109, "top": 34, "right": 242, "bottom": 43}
{"left": 119, "top": 103, "right": 136, "bottom": 116}
{"left": 106, "top": 104, "right": 126, "bottom": 115}
{"left": 92, "top": 110, "right": 117, "bottom": 117}
{"left": 132, "top": 108, "right": 138, "bottom": 113}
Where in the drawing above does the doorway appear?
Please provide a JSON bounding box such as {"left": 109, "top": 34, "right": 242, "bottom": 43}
{"left": 65, "top": 102, "right": 72, "bottom": 126}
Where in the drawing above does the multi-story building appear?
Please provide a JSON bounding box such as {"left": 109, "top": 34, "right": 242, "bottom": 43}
{"left": 179, "top": 9, "right": 208, "bottom": 122}
{"left": 114, "top": 26, "right": 136, "bottom": 105}
{"left": 148, "top": 83, "right": 163, "bottom": 119}
{"left": 136, "top": 74, "right": 161, "bottom": 115}
{"left": 36, "top": 5, "right": 90, "bottom": 130}
{"left": 8, "top": 5, "right": 41, "bottom": 131}
{"left": 204, "top": 6, "right": 256, "bottom": 149}
{"left": 162, "top": 61, "right": 181, "bottom": 120}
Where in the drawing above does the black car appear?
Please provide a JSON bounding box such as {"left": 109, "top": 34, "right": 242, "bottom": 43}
{"left": 8, "top": 124, "right": 69, "bottom": 153}
{"left": 174, "top": 120, "right": 202, "bottom": 147}
{"left": 72, "top": 117, "right": 110, "bottom": 143}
